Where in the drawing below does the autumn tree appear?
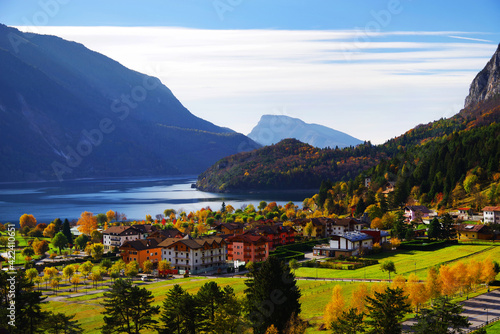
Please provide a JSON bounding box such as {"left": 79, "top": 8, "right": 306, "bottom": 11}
{"left": 143, "top": 260, "right": 153, "bottom": 274}
{"left": 125, "top": 260, "right": 139, "bottom": 278}
{"left": 324, "top": 285, "right": 345, "bottom": 329}
{"left": 425, "top": 267, "right": 441, "bottom": 301}
{"left": 438, "top": 265, "right": 458, "bottom": 297}
{"left": 106, "top": 210, "right": 116, "bottom": 223}
{"left": 63, "top": 265, "right": 75, "bottom": 285}
{"left": 407, "top": 273, "right": 427, "bottom": 312}
{"left": 20, "top": 214, "right": 37, "bottom": 229}
{"left": 350, "top": 283, "right": 370, "bottom": 314}
{"left": 43, "top": 223, "right": 57, "bottom": 238}
{"left": 52, "top": 232, "right": 68, "bottom": 255}
{"left": 89, "top": 243, "right": 104, "bottom": 261}
{"left": 21, "top": 246, "right": 35, "bottom": 260}
{"left": 91, "top": 230, "right": 103, "bottom": 244}
{"left": 77, "top": 211, "right": 97, "bottom": 236}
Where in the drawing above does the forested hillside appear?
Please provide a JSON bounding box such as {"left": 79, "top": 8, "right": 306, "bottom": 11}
{"left": 196, "top": 139, "right": 385, "bottom": 192}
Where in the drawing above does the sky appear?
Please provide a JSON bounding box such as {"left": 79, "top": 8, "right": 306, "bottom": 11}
{"left": 1, "top": 0, "right": 500, "bottom": 144}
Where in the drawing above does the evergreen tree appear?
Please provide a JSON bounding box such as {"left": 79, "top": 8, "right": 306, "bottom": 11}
{"left": 427, "top": 217, "right": 441, "bottom": 240}
{"left": 365, "top": 287, "right": 411, "bottom": 334}
{"left": 159, "top": 284, "right": 199, "bottom": 334}
{"left": 197, "top": 281, "right": 224, "bottom": 332}
{"left": 101, "top": 279, "right": 160, "bottom": 334}
{"left": 42, "top": 312, "right": 83, "bottom": 334}
{"left": 412, "top": 296, "right": 469, "bottom": 334}
{"left": 52, "top": 218, "right": 63, "bottom": 233}
{"left": 62, "top": 218, "right": 73, "bottom": 246}
{"left": 245, "top": 256, "right": 301, "bottom": 333}
{"left": 439, "top": 213, "right": 456, "bottom": 240}
{"left": 329, "top": 308, "right": 365, "bottom": 334}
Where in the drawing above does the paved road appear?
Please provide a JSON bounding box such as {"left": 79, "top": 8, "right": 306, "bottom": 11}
{"left": 403, "top": 289, "right": 500, "bottom": 333}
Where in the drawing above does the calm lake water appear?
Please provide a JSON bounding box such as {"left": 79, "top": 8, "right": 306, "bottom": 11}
{"left": 0, "top": 176, "right": 315, "bottom": 225}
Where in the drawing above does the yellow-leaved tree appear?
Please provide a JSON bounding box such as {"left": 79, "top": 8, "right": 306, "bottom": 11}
{"left": 350, "top": 283, "right": 370, "bottom": 314}
{"left": 324, "top": 285, "right": 345, "bottom": 329}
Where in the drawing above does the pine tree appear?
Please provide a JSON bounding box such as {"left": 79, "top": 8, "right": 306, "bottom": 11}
{"left": 62, "top": 218, "right": 73, "bottom": 246}
{"left": 101, "top": 279, "right": 159, "bottom": 334}
{"left": 159, "top": 284, "right": 199, "bottom": 334}
{"left": 365, "top": 287, "right": 411, "bottom": 334}
{"left": 245, "top": 256, "right": 301, "bottom": 333}
{"left": 412, "top": 296, "right": 469, "bottom": 334}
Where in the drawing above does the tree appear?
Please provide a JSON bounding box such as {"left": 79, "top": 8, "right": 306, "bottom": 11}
{"left": 21, "top": 246, "right": 35, "bottom": 260}
{"left": 80, "top": 261, "right": 94, "bottom": 279}
{"left": 196, "top": 281, "right": 225, "bottom": 332}
{"left": 214, "top": 285, "right": 244, "bottom": 334}
{"left": 425, "top": 267, "right": 441, "bottom": 301}
{"left": 41, "top": 312, "right": 83, "bottom": 334}
{"left": 427, "top": 217, "right": 441, "bottom": 240}
{"left": 329, "top": 308, "right": 366, "bottom": 334}
{"left": 74, "top": 234, "right": 89, "bottom": 250}
{"left": 0, "top": 236, "right": 7, "bottom": 250}
{"left": 106, "top": 210, "right": 116, "bottom": 223}
{"left": 407, "top": 273, "right": 427, "bottom": 312}
{"left": 412, "top": 296, "right": 469, "bottom": 334}
{"left": 380, "top": 260, "right": 396, "bottom": 280}
{"left": 289, "top": 259, "right": 299, "bottom": 273}
{"left": 245, "top": 256, "right": 301, "bottom": 333}
{"left": 63, "top": 265, "right": 75, "bottom": 284}
{"left": 52, "top": 218, "right": 63, "bottom": 233}
{"left": 25, "top": 268, "right": 39, "bottom": 283}
{"left": 364, "top": 287, "right": 411, "bottom": 334}
{"left": 0, "top": 270, "right": 49, "bottom": 334}
{"left": 324, "top": 285, "right": 345, "bottom": 329}
{"left": 101, "top": 278, "right": 160, "bottom": 334}
{"left": 158, "top": 260, "right": 171, "bottom": 277}
{"left": 90, "top": 243, "right": 104, "bottom": 261}
{"left": 20, "top": 214, "right": 37, "bottom": 230}
{"left": 351, "top": 283, "right": 370, "bottom": 314}
{"left": 52, "top": 232, "right": 68, "bottom": 254}
{"left": 143, "top": 260, "right": 153, "bottom": 274}
{"left": 43, "top": 223, "right": 57, "bottom": 238}
{"left": 125, "top": 260, "right": 139, "bottom": 278}
{"left": 32, "top": 239, "right": 50, "bottom": 255}
{"left": 62, "top": 219, "right": 73, "bottom": 246}
{"left": 91, "top": 230, "right": 103, "bottom": 244}
{"left": 305, "top": 221, "right": 314, "bottom": 237}
{"left": 77, "top": 211, "right": 98, "bottom": 236}
{"left": 159, "top": 284, "right": 199, "bottom": 334}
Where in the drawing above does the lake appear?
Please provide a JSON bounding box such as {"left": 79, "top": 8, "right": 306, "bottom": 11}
{"left": 0, "top": 176, "right": 316, "bottom": 225}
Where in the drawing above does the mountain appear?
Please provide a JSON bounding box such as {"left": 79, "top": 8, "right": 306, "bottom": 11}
{"left": 247, "top": 115, "right": 363, "bottom": 148}
{"left": 197, "top": 43, "right": 500, "bottom": 196}
{"left": 0, "top": 24, "right": 259, "bottom": 182}
{"left": 196, "top": 139, "right": 385, "bottom": 192}
{"left": 464, "top": 43, "right": 500, "bottom": 109}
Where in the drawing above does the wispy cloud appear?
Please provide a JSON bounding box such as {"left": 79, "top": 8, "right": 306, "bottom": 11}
{"left": 15, "top": 26, "right": 498, "bottom": 144}
{"left": 448, "top": 35, "right": 493, "bottom": 43}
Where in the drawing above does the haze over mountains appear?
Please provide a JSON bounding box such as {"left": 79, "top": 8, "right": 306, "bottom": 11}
{"left": 248, "top": 115, "right": 363, "bottom": 149}
{"left": 0, "top": 24, "right": 260, "bottom": 182}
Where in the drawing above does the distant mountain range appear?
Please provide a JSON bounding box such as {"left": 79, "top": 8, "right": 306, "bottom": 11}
{"left": 247, "top": 115, "right": 363, "bottom": 148}
{"left": 0, "top": 24, "right": 260, "bottom": 182}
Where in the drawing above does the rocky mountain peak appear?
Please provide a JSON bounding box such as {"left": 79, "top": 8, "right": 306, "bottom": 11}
{"left": 464, "top": 43, "right": 500, "bottom": 109}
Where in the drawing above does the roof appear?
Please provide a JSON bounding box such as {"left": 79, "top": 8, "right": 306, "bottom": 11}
{"left": 216, "top": 222, "right": 245, "bottom": 231}
{"left": 150, "top": 229, "right": 185, "bottom": 239}
{"left": 483, "top": 206, "right": 500, "bottom": 212}
{"left": 332, "top": 218, "right": 363, "bottom": 227}
{"left": 405, "top": 206, "right": 432, "bottom": 214}
{"left": 456, "top": 224, "right": 491, "bottom": 233}
{"left": 120, "top": 238, "right": 162, "bottom": 251}
{"left": 457, "top": 207, "right": 472, "bottom": 211}
{"left": 158, "top": 235, "right": 225, "bottom": 249}
{"left": 334, "top": 231, "right": 373, "bottom": 242}
{"left": 226, "top": 233, "right": 271, "bottom": 244}
{"left": 131, "top": 224, "right": 157, "bottom": 233}
{"left": 248, "top": 224, "right": 295, "bottom": 235}
{"left": 103, "top": 225, "right": 141, "bottom": 236}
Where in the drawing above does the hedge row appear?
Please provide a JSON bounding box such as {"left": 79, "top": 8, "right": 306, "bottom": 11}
{"left": 399, "top": 239, "right": 456, "bottom": 251}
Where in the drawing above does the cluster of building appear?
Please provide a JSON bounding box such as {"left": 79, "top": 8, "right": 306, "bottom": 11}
{"left": 100, "top": 205, "right": 500, "bottom": 275}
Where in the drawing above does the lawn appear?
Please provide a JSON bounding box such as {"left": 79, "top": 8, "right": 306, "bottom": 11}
{"left": 42, "top": 276, "right": 374, "bottom": 333}
{"left": 486, "top": 320, "right": 500, "bottom": 333}
{"left": 296, "top": 244, "right": 498, "bottom": 280}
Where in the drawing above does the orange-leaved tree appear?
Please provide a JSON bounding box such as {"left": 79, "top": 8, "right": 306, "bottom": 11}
{"left": 20, "top": 214, "right": 37, "bottom": 229}
{"left": 324, "top": 285, "right": 345, "bottom": 329}
{"left": 77, "top": 211, "right": 97, "bottom": 236}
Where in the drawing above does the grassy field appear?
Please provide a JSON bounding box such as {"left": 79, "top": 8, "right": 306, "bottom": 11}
{"left": 485, "top": 321, "right": 500, "bottom": 333}
{"left": 41, "top": 276, "right": 372, "bottom": 333}
{"left": 296, "top": 244, "right": 498, "bottom": 280}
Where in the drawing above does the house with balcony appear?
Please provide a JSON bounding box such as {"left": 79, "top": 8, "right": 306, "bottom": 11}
{"left": 119, "top": 238, "right": 163, "bottom": 269}
{"left": 404, "top": 206, "right": 432, "bottom": 222}
{"left": 215, "top": 222, "right": 245, "bottom": 235}
{"left": 246, "top": 223, "right": 295, "bottom": 249}
{"left": 483, "top": 206, "right": 500, "bottom": 224}
{"left": 456, "top": 224, "right": 494, "bottom": 241}
{"left": 103, "top": 225, "right": 145, "bottom": 252}
{"left": 149, "top": 228, "right": 185, "bottom": 241}
{"left": 313, "top": 231, "right": 374, "bottom": 257}
{"left": 159, "top": 235, "right": 226, "bottom": 275}
{"left": 226, "top": 233, "right": 271, "bottom": 263}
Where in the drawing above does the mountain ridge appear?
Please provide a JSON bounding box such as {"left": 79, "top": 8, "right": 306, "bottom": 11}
{"left": 0, "top": 24, "right": 260, "bottom": 182}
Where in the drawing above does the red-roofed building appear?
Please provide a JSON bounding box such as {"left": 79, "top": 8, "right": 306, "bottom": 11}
{"left": 246, "top": 223, "right": 295, "bottom": 249}
{"left": 226, "top": 233, "right": 271, "bottom": 263}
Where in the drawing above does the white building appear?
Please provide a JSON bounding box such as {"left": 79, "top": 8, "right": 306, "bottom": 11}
{"left": 103, "top": 225, "right": 154, "bottom": 252}
{"left": 313, "top": 231, "right": 373, "bottom": 257}
{"left": 159, "top": 235, "right": 226, "bottom": 275}
{"left": 483, "top": 206, "right": 500, "bottom": 224}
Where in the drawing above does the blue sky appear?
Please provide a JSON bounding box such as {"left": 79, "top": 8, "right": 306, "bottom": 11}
{"left": 1, "top": 1, "right": 500, "bottom": 143}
